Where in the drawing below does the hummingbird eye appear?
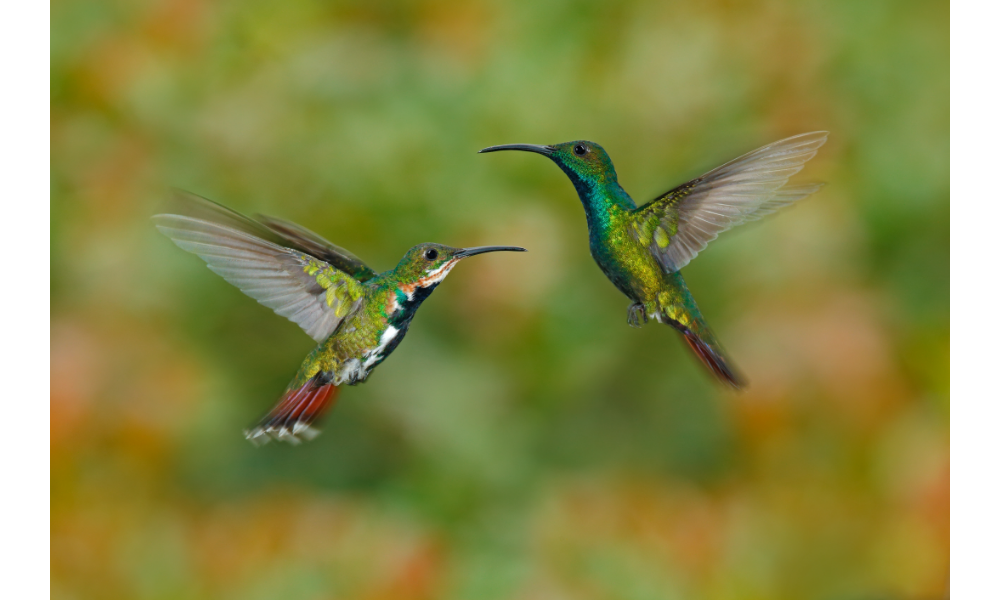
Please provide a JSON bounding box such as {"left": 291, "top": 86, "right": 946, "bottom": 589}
{"left": 423, "top": 248, "right": 439, "bottom": 261}
{"left": 573, "top": 144, "right": 589, "bottom": 156}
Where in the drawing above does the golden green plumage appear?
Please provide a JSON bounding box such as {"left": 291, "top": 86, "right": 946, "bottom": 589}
{"left": 480, "top": 133, "right": 829, "bottom": 388}
{"left": 155, "top": 191, "right": 524, "bottom": 443}
{"left": 299, "top": 254, "right": 365, "bottom": 316}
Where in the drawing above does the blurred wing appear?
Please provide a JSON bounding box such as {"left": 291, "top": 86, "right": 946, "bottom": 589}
{"left": 166, "top": 190, "right": 291, "bottom": 245}
{"left": 168, "top": 190, "right": 378, "bottom": 282}
{"left": 255, "top": 214, "right": 378, "bottom": 282}
{"left": 154, "top": 211, "right": 367, "bottom": 343}
{"left": 631, "top": 132, "right": 828, "bottom": 272}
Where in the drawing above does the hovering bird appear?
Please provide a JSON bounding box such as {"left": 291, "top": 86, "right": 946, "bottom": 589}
{"left": 154, "top": 192, "right": 525, "bottom": 444}
{"left": 480, "top": 132, "right": 828, "bottom": 388}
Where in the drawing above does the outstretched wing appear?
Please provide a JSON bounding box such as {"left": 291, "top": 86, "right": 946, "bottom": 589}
{"left": 631, "top": 132, "right": 828, "bottom": 272}
{"left": 154, "top": 194, "right": 367, "bottom": 342}
{"left": 255, "top": 214, "right": 378, "bottom": 282}
{"left": 166, "top": 190, "right": 378, "bottom": 282}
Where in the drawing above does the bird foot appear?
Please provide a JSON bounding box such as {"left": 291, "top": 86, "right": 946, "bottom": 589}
{"left": 627, "top": 303, "right": 648, "bottom": 328}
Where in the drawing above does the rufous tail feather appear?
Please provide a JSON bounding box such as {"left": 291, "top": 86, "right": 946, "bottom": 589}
{"left": 244, "top": 376, "right": 340, "bottom": 445}
{"left": 679, "top": 328, "right": 746, "bottom": 390}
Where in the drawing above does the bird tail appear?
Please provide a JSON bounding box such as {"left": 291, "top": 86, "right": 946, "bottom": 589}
{"left": 244, "top": 374, "right": 340, "bottom": 445}
{"left": 679, "top": 326, "right": 746, "bottom": 390}
{"left": 653, "top": 273, "right": 746, "bottom": 389}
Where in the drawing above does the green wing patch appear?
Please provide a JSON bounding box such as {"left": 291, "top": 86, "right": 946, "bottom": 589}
{"left": 632, "top": 132, "right": 828, "bottom": 272}
{"left": 630, "top": 182, "right": 690, "bottom": 250}
{"left": 155, "top": 212, "right": 367, "bottom": 342}
{"left": 155, "top": 192, "right": 373, "bottom": 342}
{"left": 300, "top": 255, "right": 365, "bottom": 318}
{"left": 258, "top": 214, "right": 379, "bottom": 283}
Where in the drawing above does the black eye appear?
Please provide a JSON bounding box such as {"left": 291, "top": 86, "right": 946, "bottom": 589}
{"left": 573, "top": 144, "right": 589, "bottom": 156}
{"left": 424, "top": 248, "right": 438, "bottom": 260}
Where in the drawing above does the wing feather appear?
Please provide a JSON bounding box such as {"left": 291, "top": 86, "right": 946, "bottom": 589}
{"left": 255, "top": 214, "right": 378, "bottom": 282}
{"left": 632, "top": 132, "right": 828, "bottom": 272}
{"left": 154, "top": 212, "right": 367, "bottom": 342}
{"left": 168, "top": 190, "right": 378, "bottom": 282}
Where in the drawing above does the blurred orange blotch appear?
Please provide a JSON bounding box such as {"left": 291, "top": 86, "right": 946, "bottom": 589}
{"left": 78, "top": 133, "right": 153, "bottom": 222}
{"left": 363, "top": 540, "right": 444, "bottom": 600}
{"left": 915, "top": 460, "right": 950, "bottom": 594}
{"left": 140, "top": 0, "right": 208, "bottom": 52}
{"left": 415, "top": 0, "right": 493, "bottom": 67}
{"left": 184, "top": 495, "right": 446, "bottom": 599}
{"left": 872, "top": 413, "right": 950, "bottom": 595}
{"left": 735, "top": 291, "right": 909, "bottom": 432}
{"left": 52, "top": 505, "right": 132, "bottom": 598}
{"left": 115, "top": 358, "right": 202, "bottom": 466}
{"left": 51, "top": 322, "right": 104, "bottom": 446}
{"left": 534, "top": 477, "right": 729, "bottom": 589}
{"left": 72, "top": 35, "right": 144, "bottom": 108}
{"left": 70, "top": 0, "right": 206, "bottom": 108}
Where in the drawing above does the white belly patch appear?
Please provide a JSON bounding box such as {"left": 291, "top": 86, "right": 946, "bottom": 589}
{"left": 362, "top": 325, "right": 400, "bottom": 370}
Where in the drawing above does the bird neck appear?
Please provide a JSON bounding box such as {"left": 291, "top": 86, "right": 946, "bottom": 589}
{"left": 390, "top": 283, "right": 438, "bottom": 323}
{"left": 385, "top": 259, "right": 460, "bottom": 325}
{"left": 557, "top": 165, "right": 636, "bottom": 229}
{"left": 382, "top": 281, "right": 436, "bottom": 328}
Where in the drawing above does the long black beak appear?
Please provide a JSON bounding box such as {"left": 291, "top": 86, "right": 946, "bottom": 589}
{"left": 454, "top": 245, "right": 527, "bottom": 258}
{"left": 478, "top": 143, "right": 554, "bottom": 155}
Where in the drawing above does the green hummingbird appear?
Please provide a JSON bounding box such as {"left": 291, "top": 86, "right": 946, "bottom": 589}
{"left": 154, "top": 192, "right": 525, "bottom": 444}
{"left": 480, "top": 132, "right": 828, "bottom": 389}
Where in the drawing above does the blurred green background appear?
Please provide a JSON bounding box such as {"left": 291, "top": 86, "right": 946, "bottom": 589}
{"left": 51, "top": 0, "right": 948, "bottom": 598}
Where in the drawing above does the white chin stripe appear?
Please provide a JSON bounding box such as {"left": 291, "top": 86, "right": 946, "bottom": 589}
{"left": 420, "top": 259, "right": 459, "bottom": 286}
{"left": 399, "top": 258, "right": 460, "bottom": 299}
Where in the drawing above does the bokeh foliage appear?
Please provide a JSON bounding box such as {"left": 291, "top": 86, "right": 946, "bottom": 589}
{"left": 52, "top": 0, "right": 948, "bottom": 598}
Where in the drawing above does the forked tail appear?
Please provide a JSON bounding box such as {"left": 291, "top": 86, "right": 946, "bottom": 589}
{"left": 244, "top": 374, "right": 340, "bottom": 445}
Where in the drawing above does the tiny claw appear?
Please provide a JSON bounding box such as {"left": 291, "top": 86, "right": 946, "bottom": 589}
{"left": 627, "top": 303, "right": 648, "bottom": 328}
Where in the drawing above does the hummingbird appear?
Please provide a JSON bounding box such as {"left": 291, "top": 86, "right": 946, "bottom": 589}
{"left": 154, "top": 192, "right": 525, "bottom": 444}
{"left": 480, "top": 132, "right": 828, "bottom": 389}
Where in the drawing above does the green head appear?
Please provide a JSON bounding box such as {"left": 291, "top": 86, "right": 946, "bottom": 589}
{"left": 392, "top": 243, "right": 525, "bottom": 298}
{"left": 479, "top": 141, "right": 618, "bottom": 198}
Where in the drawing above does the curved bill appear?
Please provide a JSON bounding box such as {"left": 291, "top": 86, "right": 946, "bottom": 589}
{"left": 478, "top": 144, "right": 554, "bottom": 155}
{"left": 454, "top": 245, "right": 527, "bottom": 258}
